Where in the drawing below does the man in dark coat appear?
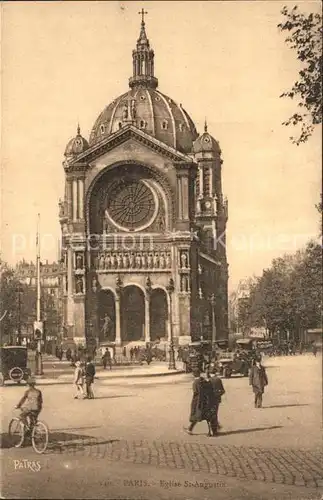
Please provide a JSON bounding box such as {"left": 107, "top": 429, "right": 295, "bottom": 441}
{"left": 102, "top": 350, "right": 112, "bottom": 370}
{"left": 85, "top": 357, "right": 96, "bottom": 399}
{"left": 184, "top": 371, "right": 210, "bottom": 434}
{"left": 207, "top": 368, "right": 225, "bottom": 436}
{"left": 249, "top": 356, "right": 268, "bottom": 408}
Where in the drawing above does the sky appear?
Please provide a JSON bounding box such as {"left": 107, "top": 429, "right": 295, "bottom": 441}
{"left": 1, "top": 0, "right": 321, "bottom": 291}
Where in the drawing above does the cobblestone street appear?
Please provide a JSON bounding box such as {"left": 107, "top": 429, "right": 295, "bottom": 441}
{"left": 1, "top": 354, "right": 322, "bottom": 499}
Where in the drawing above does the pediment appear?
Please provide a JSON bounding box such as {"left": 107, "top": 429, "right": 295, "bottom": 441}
{"left": 68, "top": 125, "right": 194, "bottom": 167}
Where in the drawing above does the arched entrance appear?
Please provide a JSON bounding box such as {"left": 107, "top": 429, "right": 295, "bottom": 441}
{"left": 98, "top": 290, "right": 116, "bottom": 342}
{"left": 150, "top": 288, "right": 168, "bottom": 341}
{"left": 122, "top": 286, "right": 145, "bottom": 342}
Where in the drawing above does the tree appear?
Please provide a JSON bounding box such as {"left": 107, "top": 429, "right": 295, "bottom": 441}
{"left": 278, "top": 6, "right": 322, "bottom": 144}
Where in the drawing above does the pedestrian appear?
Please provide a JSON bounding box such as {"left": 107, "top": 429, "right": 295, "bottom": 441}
{"left": 183, "top": 371, "right": 210, "bottom": 435}
{"left": 102, "top": 349, "right": 112, "bottom": 370}
{"left": 66, "top": 348, "right": 71, "bottom": 362}
{"left": 74, "top": 361, "right": 85, "bottom": 399}
{"left": 312, "top": 343, "right": 317, "bottom": 357}
{"left": 207, "top": 367, "right": 225, "bottom": 436}
{"left": 299, "top": 341, "right": 303, "bottom": 355}
{"left": 130, "top": 347, "right": 134, "bottom": 361}
{"left": 85, "top": 357, "right": 96, "bottom": 399}
{"left": 249, "top": 356, "right": 268, "bottom": 408}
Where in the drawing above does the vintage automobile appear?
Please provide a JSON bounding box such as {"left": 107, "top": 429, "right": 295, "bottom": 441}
{"left": 182, "top": 341, "right": 212, "bottom": 373}
{"left": 0, "top": 346, "right": 30, "bottom": 386}
{"left": 214, "top": 339, "right": 253, "bottom": 378}
{"left": 215, "top": 351, "right": 250, "bottom": 378}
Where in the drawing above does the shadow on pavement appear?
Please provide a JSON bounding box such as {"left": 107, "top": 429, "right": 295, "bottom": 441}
{"left": 218, "top": 425, "right": 283, "bottom": 436}
{"left": 263, "top": 404, "right": 309, "bottom": 409}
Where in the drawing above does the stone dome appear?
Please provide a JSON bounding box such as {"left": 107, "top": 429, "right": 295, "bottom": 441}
{"left": 193, "top": 124, "right": 220, "bottom": 154}
{"left": 89, "top": 88, "right": 198, "bottom": 154}
{"left": 65, "top": 126, "right": 89, "bottom": 157}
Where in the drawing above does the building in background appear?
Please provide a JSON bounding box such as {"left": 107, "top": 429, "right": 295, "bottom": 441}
{"left": 59, "top": 14, "right": 228, "bottom": 349}
{"left": 14, "top": 260, "right": 64, "bottom": 345}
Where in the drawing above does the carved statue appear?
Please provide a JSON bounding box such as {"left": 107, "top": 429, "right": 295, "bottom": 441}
{"left": 159, "top": 253, "right": 165, "bottom": 269}
{"left": 122, "top": 104, "right": 128, "bottom": 120}
{"left": 158, "top": 214, "right": 165, "bottom": 231}
{"left": 147, "top": 253, "right": 153, "bottom": 268}
{"left": 92, "top": 277, "right": 98, "bottom": 292}
{"left": 131, "top": 100, "right": 136, "bottom": 119}
{"left": 123, "top": 254, "right": 129, "bottom": 268}
{"left": 135, "top": 254, "right": 142, "bottom": 268}
{"left": 141, "top": 253, "right": 147, "bottom": 268}
{"left": 181, "top": 252, "right": 188, "bottom": 268}
{"left": 153, "top": 253, "right": 159, "bottom": 268}
{"left": 99, "top": 254, "right": 105, "bottom": 270}
{"left": 101, "top": 314, "right": 113, "bottom": 338}
{"left": 166, "top": 253, "right": 171, "bottom": 268}
{"left": 76, "top": 253, "right": 83, "bottom": 270}
{"left": 111, "top": 254, "right": 117, "bottom": 269}
{"left": 116, "top": 254, "right": 122, "bottom": 269}
{"left": 75, "top": 278, "right": 84, "bottom": 294}
{"left": 93, "top": 254, "right": 99, "bottom": 269}
{"left": 105, "top": 254, "right": 111, "bottom": 269}
{"left": 129, "top": 253, "right": 135, "bottom": 268}
{"left": 181, "top": 275, "right": 189, "bottom": 293}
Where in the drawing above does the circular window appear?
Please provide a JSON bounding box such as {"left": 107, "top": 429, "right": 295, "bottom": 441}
{"left": 204, "top": 136, "right": 211, "bottom": 143}
{"left": 140, "top": 95, "right": 146, "bottom": 101}
{"left": 105, "top": 179, "right": 158, "bottom": 231}
{"left": 155, "top": 96, "right": 160, "bottom": 101}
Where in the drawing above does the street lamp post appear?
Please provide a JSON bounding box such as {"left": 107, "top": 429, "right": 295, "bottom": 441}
{"left": 16, "top": 284, "right": 23, "bottom": 346}
{"left": 166, "top": 278, "right": 176, "bottom": 370}
{"left": 210, "top": 293, "right": 216, "bottom": 344}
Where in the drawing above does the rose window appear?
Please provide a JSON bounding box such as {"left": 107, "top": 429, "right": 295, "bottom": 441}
{"left": 105, "top": 179, "right": 158, "bottom": 231}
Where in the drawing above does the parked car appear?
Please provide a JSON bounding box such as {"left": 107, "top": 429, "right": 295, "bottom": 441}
{"left": 0, "top": 346, "right": 30, "bottom": 386}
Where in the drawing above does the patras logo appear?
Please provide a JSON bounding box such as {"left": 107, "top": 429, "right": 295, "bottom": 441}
{"left": 14, "top": 459, "right": 41, "bottom": 472}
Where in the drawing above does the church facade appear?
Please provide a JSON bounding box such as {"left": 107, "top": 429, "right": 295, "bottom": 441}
{"left": 59, "top": 15, "right": 229, "bottom": 348}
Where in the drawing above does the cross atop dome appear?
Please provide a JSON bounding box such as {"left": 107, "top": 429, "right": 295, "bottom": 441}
{"left": 138, "top": 8, "right": 148, "bottom": 24}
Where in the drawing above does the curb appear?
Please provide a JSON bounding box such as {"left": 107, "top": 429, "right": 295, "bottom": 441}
{"left": 28, "top": 369, "right": 186, "bottom": 386}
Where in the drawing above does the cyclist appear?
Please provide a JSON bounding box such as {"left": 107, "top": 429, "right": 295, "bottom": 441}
{"left": 15, "top": 376, "right": 43, "bottom": 429}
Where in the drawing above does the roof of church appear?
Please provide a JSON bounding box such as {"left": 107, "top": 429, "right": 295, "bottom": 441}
{"left": 193, "top": 122, "right": 221, "bottom": 154}
{"left": 89, "top": 88, "right": 198, "bottom": 154}
{"left": 88, "top": 13, "right": 198, "bottom": 154}
{"left": 65, "top": 125, "right": 89, "bottom": 157}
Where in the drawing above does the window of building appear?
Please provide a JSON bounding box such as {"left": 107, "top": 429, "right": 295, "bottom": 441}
{"left": 179, "top": 123, "right": 185, "bottom": 132}
{"left": 100, "top": 124, "right": 105, "bottom": 134}
{"left": 118, "top": 122, "right": 122, "bottom": 129}
{"left": 139, "top": 120, "right": 146, "bottom": 129}
{"left": 161, "top": 120, "right": 168, "bottom": 130}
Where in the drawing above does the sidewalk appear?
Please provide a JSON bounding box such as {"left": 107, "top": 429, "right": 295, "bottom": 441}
{"left": 34, "top": 363, "right": 186, "bottom": 385}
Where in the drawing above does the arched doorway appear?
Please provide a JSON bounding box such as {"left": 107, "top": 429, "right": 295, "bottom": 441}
{"left": 150, "top": 288, "right": 168, "bottom": 341}
{"left": 122, "top": 286, "right": 145, "bottom": 342}
{"left": 98, "top": 290, "right": 116, "bottom": 342}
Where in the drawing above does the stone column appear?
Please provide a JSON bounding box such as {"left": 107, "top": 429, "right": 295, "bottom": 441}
{"left": 78, "top": 179, "right": 84, "bottom": 220}
{"left": 115, "top": 292, "right": 121, "bottom": 346}
{"left": 209, "top": 167, "right": 213, "bottom": 196}
{"left": 72, "top": 180, "right": 78, "bottom": 221}
{"left": 67, "top": 180, "right": 73, "bottom": 219}
{"left": 199, "top": 166, "right": 203, "bottom": 197}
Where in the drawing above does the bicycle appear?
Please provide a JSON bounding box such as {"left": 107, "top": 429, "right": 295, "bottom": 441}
{"left": 8, "top": 409, "right": 49, "bottom": 454}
